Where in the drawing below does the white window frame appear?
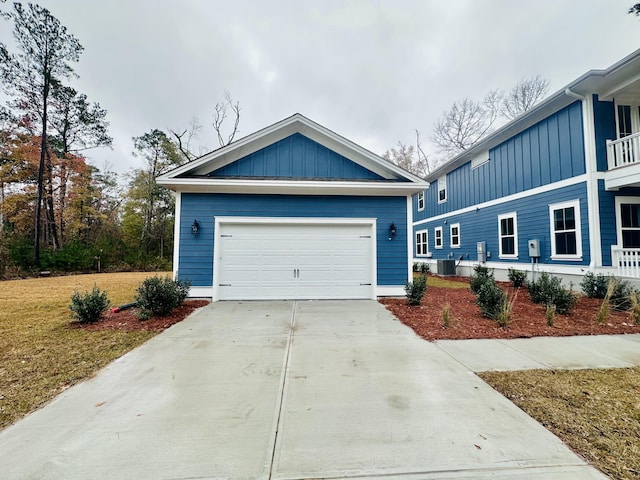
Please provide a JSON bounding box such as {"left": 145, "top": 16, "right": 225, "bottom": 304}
{"left": 498, "top": 212, "right": 518, "bottom": 259}
{"left": 450, "top": 223, "right": 461, "bottom": 248}
{"left": 614, "top": 196, "right": 640, "bottom": 248}
{"left": 614, "top": 101, "right": 640, "bottom": 138}
{"left": 434, "top": 226, "right": 443, "bottom": 249}
{"left": 437, "top": 176, "right": 447, "bottom": 204}
{"left": 549, "top": 200, "right": 582, "bottom": 261}
{"left": 417, "top": 191, "right": 425, "bottom": 211}
{"left": 415, "top": 229, "right": 429, "bottom": 257}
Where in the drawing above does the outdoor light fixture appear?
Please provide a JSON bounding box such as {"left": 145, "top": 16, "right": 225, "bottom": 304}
{"left": 389, "top": 222, "right": 397, "bottom": 240}
{"left": 191, "top": 219, "right": 200, "bottom": 236}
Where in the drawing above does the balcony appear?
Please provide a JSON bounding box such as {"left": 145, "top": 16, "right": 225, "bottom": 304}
{"left": 605, "top": 131, "right": 640, "bottom": 190}
{"left": 612, "top": 247, "right": 640, "bottom": 278}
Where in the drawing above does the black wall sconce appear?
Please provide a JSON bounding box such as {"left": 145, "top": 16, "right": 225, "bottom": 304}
{"left": 389, "top": 222, "right": 397, "bottom": 240}
{"left": 191, "top": 219, "right": 200, "bottom": 236}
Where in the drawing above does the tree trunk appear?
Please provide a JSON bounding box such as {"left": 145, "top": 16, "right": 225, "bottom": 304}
{"left": 45, "top": 148, "right": 59, "bottom": 249}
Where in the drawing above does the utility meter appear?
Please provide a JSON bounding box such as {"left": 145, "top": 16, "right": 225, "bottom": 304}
{"left": 477, "top": 241, "right": 487, "bottom": 263}
{"left": 528, "top": 239, "right": 541, "bottom": 258}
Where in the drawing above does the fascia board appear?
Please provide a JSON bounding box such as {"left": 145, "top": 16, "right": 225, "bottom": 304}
{"left": 157, "top": 177, "right": 430, "bottom": 196}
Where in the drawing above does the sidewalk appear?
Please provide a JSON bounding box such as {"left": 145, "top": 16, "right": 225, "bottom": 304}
{"left": 435, "top": 333, "right": 640, "bottom": 372}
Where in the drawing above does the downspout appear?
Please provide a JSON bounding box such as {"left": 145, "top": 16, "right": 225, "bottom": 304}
{"left": 565, "top": 87, "right": 601, "bottom": 270}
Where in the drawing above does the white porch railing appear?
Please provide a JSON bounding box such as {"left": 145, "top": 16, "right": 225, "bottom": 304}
{"left": 607, "top": 131, "right": 640, "bottom": 170}
{"left": 612, "top": 247, "right": 640, "bottom": 278}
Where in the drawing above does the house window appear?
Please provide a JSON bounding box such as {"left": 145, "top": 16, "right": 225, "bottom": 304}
{"left": 417, "top": 191, "right": 425, "bottom": 211}
{"left": 450, "top": 223, "right": 460, "bottom": 248}
{"left": 615, "top": 198, "right": 640, "bottom": 248}
{"left": 438, "top": 176, "right": 447, "bottom": 203}
{"left": 549, "top": 200, "right": 582, "bottom": 260}
{"left": 434, "top": 226, "right": 443, "bottom": 249}
{"left": 498, "top": 212, "right": 518, "bottom": 258}
{"left": 416, "top": 229, "right": 429, "bottom": 256}
{"left": 616, "top": 103, "right": 640, "bottom": 138}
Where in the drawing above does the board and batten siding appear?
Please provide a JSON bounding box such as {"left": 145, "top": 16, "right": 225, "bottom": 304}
{"left": 178, "top": 193, "right": 408, "bottom": 288}
{"left": 209, "top": 133, "right": 385, "bottom": 180}
{"left": 414, "top": 182, "right": 590, "bottom": 266}
{"left": 415, "top": 101, "right": 586, "bottom": 222}
{"left": 592, "top": 94, "right": 617, "bottom": 172}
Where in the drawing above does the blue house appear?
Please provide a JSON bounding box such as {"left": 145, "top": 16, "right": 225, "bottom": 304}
{"left": 413, "top": 48, "right": 640, "bottom": 283}
{"left": 157, "top": 114, "right": 428, "bottom": 300}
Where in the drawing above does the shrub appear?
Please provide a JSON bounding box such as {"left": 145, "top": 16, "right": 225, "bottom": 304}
{"left": 441, "top": 302, "right": 452, "bottom": 328}
{"left": 69, "top": 286, "right": 110, "bottom": 323}
{"left": 581, "top": 272, "right": 610, "bottom": 299}
{"left": 545, "top": 304, "right": 556, "bottom": 327}
{"left": 628, "top": 290, "right": 640, "bottom": 325}
{"left": 470, "top": 265, "right": 494, "bottom": 294}
{"left": 413, "top": 262, "right": 430, "bottom": 274}
{"left": 496, "top": 290, "right": 517, "bottom": 328}
{"left": 507, "top": 268, "right": 527, "bottom": 288}
{"left": 610, "top": 281, "right": 634, "bottom": 311}
{"left": 405, "top": 275, "right": 427, "bottom": 306}
{"left": 135, "top": 276, "right": 191, "bottom": 318}
{"left": 527, "top": 272, "right": 576, "bottom": 314}
{"left": 595, "top": 278, "right": 618, "bottom": 325}
{"left": 476, "top": 279, "right": 507, "bottom": 320}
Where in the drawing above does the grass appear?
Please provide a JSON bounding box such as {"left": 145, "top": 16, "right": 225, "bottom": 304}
{"left": 418, "top": 274, "right": 470, "bottom": 289}
{"left": 480, "top": 368, "right": 640, "bottom": 480}
{"left": 0, "top": 272, "right": 170, "bottom": 430}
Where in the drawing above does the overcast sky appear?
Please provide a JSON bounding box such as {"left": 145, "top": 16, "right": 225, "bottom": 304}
{"left": 2, "top": 0, "right": 640, "bottom": 175}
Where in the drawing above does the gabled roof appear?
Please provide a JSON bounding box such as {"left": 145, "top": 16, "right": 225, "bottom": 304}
{"left": 157, "top": 113, "right": 429, "bottom": 196}
{"left": 426, "top": 47, "right": 640, "bottom": 182}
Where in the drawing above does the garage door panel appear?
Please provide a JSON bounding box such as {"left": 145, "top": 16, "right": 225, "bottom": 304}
{"left": 217, "top": 222, "right": 374, "bottom": 300}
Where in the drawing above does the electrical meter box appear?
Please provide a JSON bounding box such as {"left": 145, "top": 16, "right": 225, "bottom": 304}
{"left": 528, "top": 239, "right": 541, "bottom": 258}
{"left": 477, "top": 241, "right": 487, "bottom": 263}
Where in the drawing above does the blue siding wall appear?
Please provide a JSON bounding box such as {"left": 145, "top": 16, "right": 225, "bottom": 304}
{"left": 178, "top": 193, "right": 407, "bottom": 287}
{"left": 593, "top": 95, "right": 616, "bottom": 172}
{"left": 413, "top": 182, "right": 590, "bottom": 266}
{"left": 599, "top": 183, "right": 640, "bottom": 266}
{"left": 209, "top": 133, "right": 385, "bottom": 180}
{"left": 414, "top": 101, "right": 585, "bottom": 221}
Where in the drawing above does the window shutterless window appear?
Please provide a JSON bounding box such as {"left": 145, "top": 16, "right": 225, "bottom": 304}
{"left": 620, "top": 202, "right": 640, "bottom": 248}
{"left": 434, "top": 226, "right": 443, "bottom": 249}
{"left": 415, "top": 229, "right": 429, "bottom": 256}
{"left": 450, "top": 223, "right": 460, "bottom": 248}
{"left": 498, "top": 212, "right": 518, "bottom": 258}
{"left": 549, "top": 200, "right": 582, "bottom": 260}
{"left": 438, "top": 176, "right": 447, "bottom": 203}
{"left": 417, "top": 191, "right": 425, "bottom": 211}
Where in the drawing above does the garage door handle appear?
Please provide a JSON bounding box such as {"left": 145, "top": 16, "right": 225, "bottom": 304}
{"left": 293, "top": 269, "right": 300, "bottom": 278}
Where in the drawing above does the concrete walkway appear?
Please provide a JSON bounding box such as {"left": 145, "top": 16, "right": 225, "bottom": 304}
{"left": 0, "top": 300, "right": 615, "bottom": 479}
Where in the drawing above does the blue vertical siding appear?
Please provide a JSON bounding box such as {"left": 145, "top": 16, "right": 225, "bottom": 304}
{"left": 414, "top": 182, "right": 590, "bottom": 266}
{"left": 178, "top": 193, "right": 408, "bottom": 287}
{"left": 593, "top": 95, "right": 616, "bottom": 172}
{"left": 209, "top": 133, "right": 386, "bottom": 180}
{"left": 413, "top": 101, "right": 585, "bottom": 222}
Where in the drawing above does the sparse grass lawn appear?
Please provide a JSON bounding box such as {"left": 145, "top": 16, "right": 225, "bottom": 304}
{"left": 417, "top": 274, "right": 470, "bottom": 289}
{"left": 480, "top": 368, "right": 640, "bottom": 480}
{"left": 0, "top": 272, "right": 170, "bottom": 430}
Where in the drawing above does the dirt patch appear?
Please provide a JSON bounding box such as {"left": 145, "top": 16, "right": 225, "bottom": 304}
{"left": 380, "top": 280, "right": 640, "bottom": 341}
{"left": 74, "top": 300, "right": 210, "bottom": 332}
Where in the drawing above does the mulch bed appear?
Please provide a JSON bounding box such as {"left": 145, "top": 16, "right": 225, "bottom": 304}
{"left": 74, "top": 300, "right": 210, "bottom": 332}
{"left": 380, "top": 283, "right": 640, "bottom": 341}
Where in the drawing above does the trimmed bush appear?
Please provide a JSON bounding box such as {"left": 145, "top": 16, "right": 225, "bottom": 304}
{"left": 527, "top": 272, "right": 576, "bottom": 314}
{"left": 135, "top": 276, "right": 191, "bottom": 318}
{"left": 69, "top": 286, "right": 110, "bottom": 323}
{"left": 508, "top": 268, "right": 527, "bottom": 288}
{"left": 405, "top": 275, "right": 428, "bottom": 306}
{"left": 470, "top": 265, "right": 494, "bottom": 294}
{"left": 476, "top": 279, "right": 507, "bottom": 320}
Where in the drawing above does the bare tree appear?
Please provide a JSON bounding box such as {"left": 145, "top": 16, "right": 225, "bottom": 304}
{"left": 213, "top": 90, "right": 240, "bottom": 147}
{"left": 383, "top": 140, "right": 431, "bottom": 178}
{"left": 630, "top": 3, "right": 640, "bottom": 15}
{"left": 170, "top": 117, "right": 201, "bottom": 162}
{"left": 431, "top": 90, "right": 502, "bottom": 157}
{"left": 501, "top": 75, "right": 550, "bottom": 120}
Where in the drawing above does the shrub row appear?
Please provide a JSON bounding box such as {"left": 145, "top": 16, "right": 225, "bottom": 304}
{"left": 69, "top": 276, "right": 191, "bottom": 323}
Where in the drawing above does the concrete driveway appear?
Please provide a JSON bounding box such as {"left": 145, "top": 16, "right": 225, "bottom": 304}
{"left": 0, "top": 300, "right": 607, "bottom": 479}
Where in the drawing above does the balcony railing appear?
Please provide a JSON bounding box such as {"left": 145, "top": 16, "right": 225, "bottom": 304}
{"left": 607, "top": 131, "right": 640, "bottom": 170}
{"left": 612, "top": 247, "right": 640, "bottom": 278}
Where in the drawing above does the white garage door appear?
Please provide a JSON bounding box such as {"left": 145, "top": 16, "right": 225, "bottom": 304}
{"left": 216, "top": 221, "right": 374, "bottom": 300}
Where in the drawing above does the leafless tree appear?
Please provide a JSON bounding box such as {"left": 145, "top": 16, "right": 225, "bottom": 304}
{"left": 213, "top": 90, "right": 240, "bottom": 147}
{"left": 501, "top": 75, "right": 550, "bottom": 120}
{"left": 383, "top": 140, "right": 430, "bottom": 178}
{"left": 170, "top": 117, "right": 201, "bottom": 162}
{"left": 630, "top": 3, "right": 640, "bottom": 15}
{"left": 431, "top": 90, "right": 502, "bottom": 157}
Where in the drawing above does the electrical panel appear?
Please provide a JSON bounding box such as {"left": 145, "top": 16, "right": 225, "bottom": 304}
{"left": 528, "top": 239, "right": 541, "bottom": 258}
{"left": 476, "top": 241, "right": 487, "bottom": 263}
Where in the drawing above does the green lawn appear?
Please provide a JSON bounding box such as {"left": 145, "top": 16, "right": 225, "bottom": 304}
{"left": 0, "top": 272, "right": 169, "bottom": 429}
